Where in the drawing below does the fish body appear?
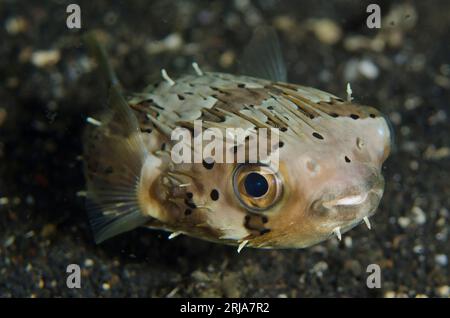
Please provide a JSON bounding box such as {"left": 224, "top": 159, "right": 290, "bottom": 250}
{"left": 83, "top": 28, "right": 391, "bottom": 250}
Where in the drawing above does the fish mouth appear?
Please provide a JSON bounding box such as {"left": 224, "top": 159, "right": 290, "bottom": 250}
{"left": 314, "top": 186, "right": 383, "bottom": 239}
{"left": 322, "top": 192, "right": 369, "bottom": 209}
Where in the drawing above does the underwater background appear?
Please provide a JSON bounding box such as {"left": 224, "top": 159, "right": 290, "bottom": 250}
{"left": 0, "top": 0, "right": 449, "bottom": 297}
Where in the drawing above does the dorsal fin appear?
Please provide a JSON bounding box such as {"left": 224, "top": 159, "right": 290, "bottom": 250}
{"left": 240, "top": 26, "right": 287, "bottom": 82}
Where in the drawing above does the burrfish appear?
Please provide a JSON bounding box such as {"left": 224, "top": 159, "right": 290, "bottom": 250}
{"left": 83, "top": 27, "right": 391, "bottom": 251}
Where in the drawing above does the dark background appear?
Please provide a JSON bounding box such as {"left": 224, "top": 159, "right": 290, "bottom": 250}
{"left": 0, "top": 0, "right": 448, "bottom": 297}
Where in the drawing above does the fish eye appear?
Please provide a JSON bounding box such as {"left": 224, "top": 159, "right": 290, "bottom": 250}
{"left": 244, "top": 172, "right": 269, "bottom": 197}
{"left": 233, "top": 164, "right": 283, "bottom": 212}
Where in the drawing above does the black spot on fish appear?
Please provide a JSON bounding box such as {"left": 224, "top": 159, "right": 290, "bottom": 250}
{"left": 202, "top": 159, "right": 214, "bottom": 170}
{"left": 350, "top": 114, "right": 359, "bottom": 120}
{"left": 237, "top": 83, "right": 246, "bottom": 88}
{"left": 345, "top": 156, "right": 351, "bottom": 163}
{"left": 152, "top": 103, "right": 164, "bottom": 110}
{"left": 177, "top": 94, "right": 185, "bottom": 101}
{"left": 210, "top": 189, "right": 219, "bottom": 201}
{"left": 141, "top": 128, "right": 152, "bottom": 134}
{"left": 312, "top": 132, "right": 324, "bottom": 140}
{"left": 184, "top": 209, "right": 192, "bottom": 216}
{"left": 186, "top": 192, "right": 193, "bottom": 199}
{"left": 369, "top": 113, "right": 376, "bottom": 118}
{"left": 280, "top": 127, "right": 288, "bottom": 132}
{"left": 261, "top": 216, "right": 268, "bottom": 223}
{"left": 184, "top": 199, "right": 197, "bottom": 209}
{"left": 260, "top": 229, "right": 271, "bottom": 235}
{"left": 278, "top": 141, "right": 284, "bottom": 148}
{"left": 330, "top": 113, "right": 339, "bottom": 118}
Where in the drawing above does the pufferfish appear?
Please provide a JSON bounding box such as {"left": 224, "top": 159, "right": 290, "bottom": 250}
{"left": 83, "top": 27, "right": 391, "bottom": 251}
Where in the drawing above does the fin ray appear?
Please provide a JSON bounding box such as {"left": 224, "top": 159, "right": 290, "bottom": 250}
{"left": 240, "top": 26, "right": 287, "bottom": 82}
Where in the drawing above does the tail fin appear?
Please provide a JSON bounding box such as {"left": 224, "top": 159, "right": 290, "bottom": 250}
{"left": 83, "top": 32, "right": 151, "bottom": 243}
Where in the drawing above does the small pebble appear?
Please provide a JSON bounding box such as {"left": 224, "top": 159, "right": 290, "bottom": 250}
{"left": 398, "top": 217, "right": 411, "bottom": 228}
{"left": 411, "top": 206, "right": 426, "bottom": 225}
{"left": 409, "top": 160, "right": 419, "bottom": 171}
{"left": 31, "top": 50, "right": 61, "bottom": 68}
{"left": 5, "top": 16, "right": 28, "bottom": 34}
{"left": 146, "top": 33, "right": 183, "bottom": 54}
{"left": 219, "top": 50, "right": 235, "bottom": 68}
{"left": 384, "top": 291, "right": 396, "bottom": 298}
{"left": 344, "top": 236, "right": 353, "bottom": 248}
{"left": 413, "top": 245, "right": 424, "bottom": 254}
{"left": 344, "top": 58, "right": 379, "bottom": 81}
{"left": 436, "top": 285, "right": 449, "bottom": 297}
{"left": 84, "top": 259, "right": 94, "bottom": 267}
{"left": 424, "top": 145, "right": 450, "bottom": 160}
{"left": 359, "top": 59, "right": 379, "bottom": 79}
{"left": 102, "top": 282, "right": 111, "bottom": 291}
{"left": 311, "top": 261, "right": 328, "bottom": 278}
{"left": 41, "top": 224, "right": 57, "bottom": 237}
{"left": 404, "top": 96, "right": 422, "bottom": 110}
{"left": 309, "top": 19, "right": 342, "bottom": 45}
{"left": 434, "top": 254, "right": 448, "bottom": 267}
{"left": 428, "top": 109, "right": 447, "bottom": 125}
{"left": 4, "top": 236, "right": 15, "bottom": 247}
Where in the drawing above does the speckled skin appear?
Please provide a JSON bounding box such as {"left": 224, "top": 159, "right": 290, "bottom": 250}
{"left": 84, "top": 70, "right": 391, "bottom": 249}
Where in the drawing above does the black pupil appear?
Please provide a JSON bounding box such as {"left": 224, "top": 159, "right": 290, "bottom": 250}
{"left": 244, "top": 172, "right": 269, "bottom": 198}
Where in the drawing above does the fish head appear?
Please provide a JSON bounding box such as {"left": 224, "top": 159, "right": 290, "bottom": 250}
{"left": 230, "top": 101, "right": 392, "bottom": 248}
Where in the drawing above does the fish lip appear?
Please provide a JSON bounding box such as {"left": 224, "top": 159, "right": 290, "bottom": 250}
{"left": 322, "top": 192, "right": 369, "bottom": 209}
{"left": 316, "top": 188, "right": 382, "bottom": 232}
{"left": 320, "top": 183, "right": 384, "bottom": 210}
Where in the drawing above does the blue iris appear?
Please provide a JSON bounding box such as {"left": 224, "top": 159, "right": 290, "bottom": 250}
{"left": 244, "top": 172, "right": 269, "bottom": 197}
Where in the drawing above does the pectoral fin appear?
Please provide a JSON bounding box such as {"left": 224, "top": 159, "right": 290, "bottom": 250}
{"left": 83, "top": 33, "right": 156, "bottom": 243}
